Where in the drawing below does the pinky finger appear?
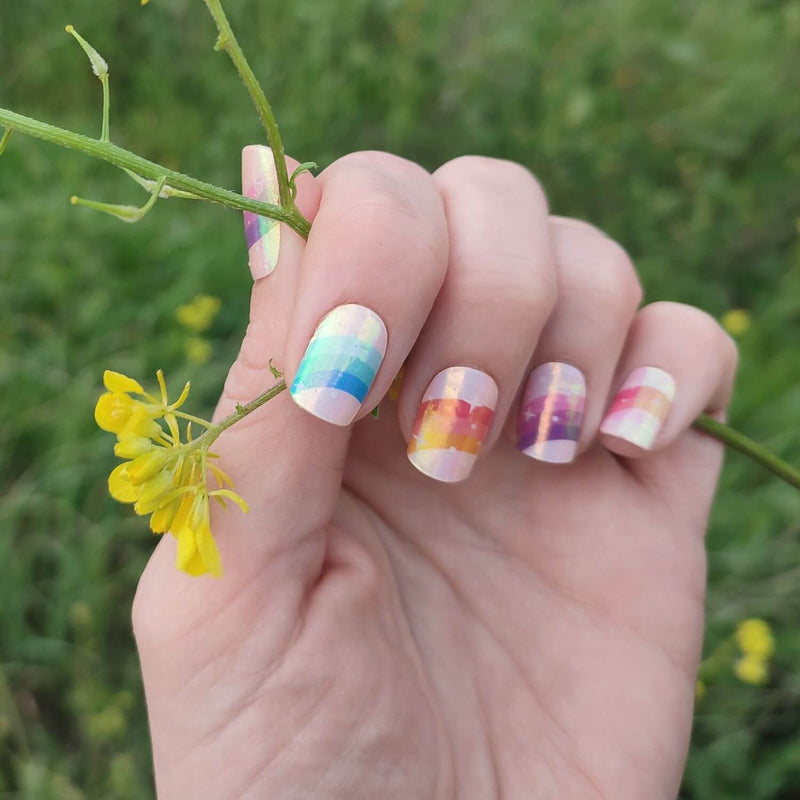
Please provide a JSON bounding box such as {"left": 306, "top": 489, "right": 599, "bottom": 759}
{"left": 599, "top": 301, "right": 738, "bottom": 460}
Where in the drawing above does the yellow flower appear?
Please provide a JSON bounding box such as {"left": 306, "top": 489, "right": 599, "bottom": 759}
{"left": 721, "top": 309, "right": 751, "bottom": 337}
{"left": 695, "top": 679, "right": 706, "bottom": 701}
{"left": 185, "top": 336, "right": 212, "bottom": 365}
{"left": 736, "top": 618, "right": 775, "bottom": 660}
{"left": 176, "top": 295, "right": 221, "bottom": 334}
{"left": 387, "top": 366, "right": 405, "bottom": 402}
{"left": 734, "top": 655, "right": 769, "bottom": 685}
{"left": 96, "top": 369, "right": 249, "bottom": 578}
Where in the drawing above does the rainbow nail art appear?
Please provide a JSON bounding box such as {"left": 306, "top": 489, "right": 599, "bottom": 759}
{"left": 600, "top": 366, "right": 675, "bottom": 449}
{"left": 242, "top": 145, "right": 281, "bottom": 280}
{"left": 517, "top": 362, "right": 586, "bottom": 464}
{"left": 407, "top": 367, "right": 497, "bottom": 483}
{"left": 290, "top": 304, "right": 387, "bottom": 426}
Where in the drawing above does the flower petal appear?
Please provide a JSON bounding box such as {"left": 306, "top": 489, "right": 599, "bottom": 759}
{"left": 134, "top": 470, "right": 174, "bottom": 514}
{"left": 108, "top": 463, "right": 140, "bottom": 503}
{"left": 196, "top": 521, "right": 222, "bottom": 578}
{"left": 114, "top": 436, "right": 156, "bottom": 459}
{"left": 128, "top": 449, "right": 170, "bottom": 485}
{"left": 149, "top": 497, "right": 180, "bottom": 534}
{"left": 103, "top": 370, "right": 144, "bottom": 395}
{"left": 95, "top": 392, "right": 133, "bottom": 433}
{"left": 209, "top": 489, "right": 249, "bottom": 513}
{"left": 176, "top": 525, "right": 199, "bottom": 572}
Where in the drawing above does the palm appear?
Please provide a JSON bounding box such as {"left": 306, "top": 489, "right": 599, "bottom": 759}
{"left": 136, "top": 402, "right": 722, "bottom": 800}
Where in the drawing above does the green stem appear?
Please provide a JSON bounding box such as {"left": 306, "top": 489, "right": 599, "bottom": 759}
{"left": 693, "top": 413, "right": 800, "bottom": 490}
{"left": 203, "top": 0, "right": 299, "bottom": 216}
{"left": 200, "top": 378, "right": 288, "bottom": 448}
{"left": 100, "top": 73, "right": 110, "bottom": 143}
{"left": 0, "top": 107, "right": 310, "bottom": 239}
{"left": 0, "top": 127, "right": 11, "bottom": 155}
{"left": 174, "top": 410, "right": 214, "bottom": 429}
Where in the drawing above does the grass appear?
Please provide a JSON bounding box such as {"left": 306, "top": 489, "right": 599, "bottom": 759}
{"left": 1, "top": 0, "right": 800, "bottom": 796}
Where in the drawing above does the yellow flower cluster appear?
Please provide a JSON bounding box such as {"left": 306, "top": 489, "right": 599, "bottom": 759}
{"left": 95, "top": 370, "right": 247, "bottom": 577}
{"left": 176, "top": 294, "right": 221, "bottom": 333}
{"left": 733, "top": 618, "right": 775, "bottom": 686}
{"left": 721, "top": 308, "right": 751, "bottom": 337}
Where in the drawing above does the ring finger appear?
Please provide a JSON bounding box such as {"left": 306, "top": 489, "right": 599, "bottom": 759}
{"left": 513, "top": 219, "right": 643, "bottom": 464}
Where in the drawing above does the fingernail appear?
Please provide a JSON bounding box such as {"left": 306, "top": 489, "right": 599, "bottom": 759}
{"left": 290, "top": 304, "right": 387, "bottom": 426}
{"left": 517, "top": 362, "right": 586, "bottom": 464}
{"left": 242, "top": 145, "right": 281, "bottom": 280}
{"left": 407, "top": 367, "right": 497, "bottom": 483}
{"left": 600, "top": 366, "right": 675, "bottom": 449}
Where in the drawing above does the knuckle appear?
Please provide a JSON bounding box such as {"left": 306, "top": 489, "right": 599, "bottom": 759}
{"left": 550, "top": 215, "right": 609, "bottom": 241}
{"left": 578, "top": 237, "right": 643, "bottom": 311}
{"left": 640, "top": 301, "right": 734, "bottom": 353}
{"left": 435, "top": 155, "right": 549, "bottom": 212}
{"left": 331, "top": 150, "right": 438, "bottom": 216}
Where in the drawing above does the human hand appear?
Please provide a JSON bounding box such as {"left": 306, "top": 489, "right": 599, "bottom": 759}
{"left": 133, "top": 150, "right": 738, "bottom": 799}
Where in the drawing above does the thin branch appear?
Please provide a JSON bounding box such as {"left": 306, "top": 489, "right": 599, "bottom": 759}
{"left": 202, "top": 0, "right": 300, "bottom": 217}
{"left": 0, "top": 107, "right": 310, "bottom": 238}
{"left": 693, "top": 413, "right": 800, "bottom": 490}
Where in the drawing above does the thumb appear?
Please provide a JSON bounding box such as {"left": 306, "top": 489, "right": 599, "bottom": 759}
{"left": 137, "top": 147, "right": 339, "bottom": 606}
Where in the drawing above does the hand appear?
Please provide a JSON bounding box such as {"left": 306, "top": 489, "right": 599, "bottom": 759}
{"left": 133, "top": 151, "right": 737, "bottom": 799}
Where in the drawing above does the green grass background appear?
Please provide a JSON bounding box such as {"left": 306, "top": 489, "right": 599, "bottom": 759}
{"left": 2, "top": 0, "right": 800, "bottom": 796}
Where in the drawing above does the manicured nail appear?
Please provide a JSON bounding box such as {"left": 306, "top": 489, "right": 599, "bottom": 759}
{"left": 242, "top": 145, "right": 280, "bottom": 280}
{"left": 290, "top": 304, "right": 387, "bottom": 426}
{"left": 600, "top": 366, "right": 675, "bottom": 449}
{"left": 517, "top": 362, "right": 586, "bottom": 464}
{"left": 407, "top": 367, "right": 497, "bottom": 483}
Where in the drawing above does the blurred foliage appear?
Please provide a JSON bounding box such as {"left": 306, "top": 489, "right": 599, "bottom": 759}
{"left": 1, "top": 0, "right": 799, "bottom": 796}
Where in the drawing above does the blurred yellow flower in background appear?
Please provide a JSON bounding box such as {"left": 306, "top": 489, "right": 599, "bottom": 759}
{"left": 186, "top": 336, "right": 213, "bottom": 364}
{"left": 176, "top": 294, "right": 221, "bottom": 333}
{"left": 736, "top": 618, "right": 775, "bottom": 660}
{"left": 721, "top": 308, "right": 751, "bottom": 337}
{"left": 735, "top": 655, "right": 769, "bottom": 685}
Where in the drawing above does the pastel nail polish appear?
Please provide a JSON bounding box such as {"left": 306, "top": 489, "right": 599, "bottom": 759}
{"left": 600, "top": 366, "right": 675, "bottom": 449}
{"left": 242, "top": 145, "right": 281, "bottom": 280}
{"left": 517, "top": 362, "right": 586, "bottom": 464}
{"left": 407, "top": 367, "right": 498, "bottom": 483}
{"left": 290, "top": 304, "right": 387, "bottom": 426}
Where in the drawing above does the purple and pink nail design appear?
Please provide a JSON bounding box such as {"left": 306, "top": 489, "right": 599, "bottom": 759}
{"left": 600, "top": 366, "right": 675, "bottom": 449}
{"left": 517, "top": 362, "right": 586, "bottom": 464}
{"left": 242, "top": 145, "right": 281, "bottom": 280}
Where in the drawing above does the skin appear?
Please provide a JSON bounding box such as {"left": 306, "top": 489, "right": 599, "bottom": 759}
{"left": 133, "top": 152, "right": 738, "bottom": 799}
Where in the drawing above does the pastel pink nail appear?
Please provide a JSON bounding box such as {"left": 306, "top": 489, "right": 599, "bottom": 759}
{"left": 600, "top": 366, "right": 675, "bottom": 449}
{"left": 242, "top": 145, "right": 280, "bottom": 280}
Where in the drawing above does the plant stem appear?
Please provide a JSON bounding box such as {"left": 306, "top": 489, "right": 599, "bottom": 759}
{"left": 189, "top": 378, "right": 288, "bottom": 454}
{"left": 693, "top": 413, "right": 800, "bottom": 490}
{"left": 100, "top": 73, "right": 110, "bottom": 143}
{"left": 203, "top": 0, "right": 298, "bottom": 216}
{"left": 0, "top": 107, "right": 310, "bottom": 239}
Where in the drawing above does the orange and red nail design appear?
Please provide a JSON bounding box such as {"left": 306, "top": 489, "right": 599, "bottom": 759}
{"left": 407, "top": 366, "right": 497, "bottom": 483}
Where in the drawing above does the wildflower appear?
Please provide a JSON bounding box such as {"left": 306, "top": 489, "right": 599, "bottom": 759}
{"left": 186, "top": 336, "right": 213, "bottom": 365}
{"left": 695, "top": 679, "right": 706, "bottom": 701}
{"left": 95, "top": 369, "right": 247, "bottom": 577}
{"left": 721, "top": 309, "right": 751, "bottom": 337}
{"left": 736, "top": 618, "right": 775, "bottom": 660}
{"left": 387, "top": 366, "right": 405, "bottom": 402}
{"left": 734, "top": 655, "right": 769, "bottom": 686}
{"left": 176, "top": 294, "right": 221, "bottom": 333}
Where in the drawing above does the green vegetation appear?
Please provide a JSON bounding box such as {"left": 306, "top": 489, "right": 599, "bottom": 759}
{"left": 1, "top": 0, "right": 799, "bottom": 796}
